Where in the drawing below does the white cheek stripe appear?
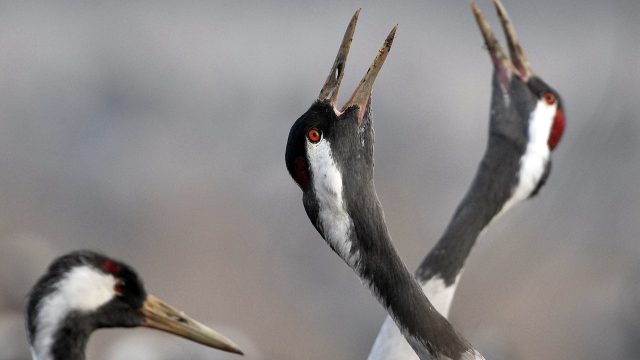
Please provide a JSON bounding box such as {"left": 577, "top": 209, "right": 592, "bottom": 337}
{"left": 500, "top": 99, "right": 556, "bottom": 216}
{"left": 32, "top": 266, "right": 116, "bottom": 360}
{"left": 306, "top": 139, "right": 357, "bottom": 267}
{"left": 367, "top": 274, "right": 461, "bottom": 360}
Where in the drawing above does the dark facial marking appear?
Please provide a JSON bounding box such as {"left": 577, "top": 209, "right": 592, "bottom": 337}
{"left": 293, "top": 156, "right": 310, "bottom": 191}
{"left": 285, "top": 101, "right": 337, "bottom": 192}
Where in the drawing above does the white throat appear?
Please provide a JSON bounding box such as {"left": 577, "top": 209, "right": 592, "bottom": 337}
{"left": 306, "top": 139, "right": 357, "bottom": 267}
{"left": 31, "top": 266, "right": 117, "bottom": 360}
{"left": 499, "top": 99, "right": 556, "bottom": 215}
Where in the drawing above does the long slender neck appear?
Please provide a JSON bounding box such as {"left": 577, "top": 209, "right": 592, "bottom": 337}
{"left": 348, "top": 185, "right": 480, "bottom": 360}
{"left": 368, "top": 82, "right": 534, "bottom": 359}
{"left": 416, "top": 137, "right": 522, "bottom": 286}
{"left": 366, "top": 140, "right": 520, "bottom": 360}
{"left": 32, "top": 315, "right": 93, "bottom": 360}
{"left": 415, "top": 71, "right": 533, "bottom": 293}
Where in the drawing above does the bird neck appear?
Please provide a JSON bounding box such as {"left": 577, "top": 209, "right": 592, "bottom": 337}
{"left": 416, "top": 139, "right": 522, "bottom": 287}
{"left": 32, "top": 315, "right": 93, "bottom": 360}
{"left": 365, "top": 128, "right": 524, "bottom": 360}
{"left": 349, "top": 185, "right": 478, "bottom": 359}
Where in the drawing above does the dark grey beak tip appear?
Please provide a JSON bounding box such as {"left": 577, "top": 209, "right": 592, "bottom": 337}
{"left": 318, "top": 9, "right": 361, "bottom": 105}
{"left": 472, "top": 0, "right": 534, "bottom": 85}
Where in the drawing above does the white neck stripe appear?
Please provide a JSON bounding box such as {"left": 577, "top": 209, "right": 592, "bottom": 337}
{"left": 31, "top": 266, "right": 116, "bottom": 360}
{"left": 306, "top": 138, "right": 357, "bottom": 267}
{"left": 500, "top": 99, "right": 556, "bottom": 215}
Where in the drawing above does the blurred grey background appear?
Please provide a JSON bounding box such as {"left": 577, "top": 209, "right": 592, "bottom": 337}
{"left": 0, "top": 0, "right": 638, "bottom": 359}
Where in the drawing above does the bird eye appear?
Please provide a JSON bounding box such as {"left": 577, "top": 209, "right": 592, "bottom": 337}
{"left": 543, "top": 92, "right": 556, "bottom": 105}
{"left": 114, "top": 280, "right": 125, "bottom": 295}
{"left": 307, "top": 129, "right": 322, "bottom": 143}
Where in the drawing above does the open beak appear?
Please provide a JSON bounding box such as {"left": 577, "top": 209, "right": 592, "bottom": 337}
{"left": 318, "top": 10, "right": 397, "bottom": 124}
{"left": 342, "top": 25, "right": 397, "bottom": 124}
{"left": 318, "top": 9, "right": 360, "bottom": 106}
{"left": 141, "top": 294, "right": 244, "bottom": 355}
{"left": 493, "top": 0, "right": 533, "bottom": 79}
{"left": 471, "top": 0, "right": 534, "bottom": 90}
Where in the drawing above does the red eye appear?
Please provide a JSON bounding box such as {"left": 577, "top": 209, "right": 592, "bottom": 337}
{"left": 307, "top": 129, "right": 322, "bottom": 143}
{"left": 114, "top": 280, "right": 125, "bottom": 294}
{"left": 543, "top": 92, "right": 557, "bottom": 105}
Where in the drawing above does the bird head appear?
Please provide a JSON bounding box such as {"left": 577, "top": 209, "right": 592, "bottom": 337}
{"left": 472, "top": 0, "right": 565, "bottom": 153}
{"left": 26, "top": 251, "right": 243, "bottom": 359}
{"left": 285, "top": 10, "right": 396, "bottom": 264}
{"left": 471, "top": 0, "right": 565, "bottom": 203}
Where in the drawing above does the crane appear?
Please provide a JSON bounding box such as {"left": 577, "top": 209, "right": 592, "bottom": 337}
{"left": 285, "top": 10, "right": 483, "bottom": 360}
{"left": 25, "top": 250, "right": 243, "bottom": 360}
{"left": 369, "top": 1, "right": 565, "bottom": 358}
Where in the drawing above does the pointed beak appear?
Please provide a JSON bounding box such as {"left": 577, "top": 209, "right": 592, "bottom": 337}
{"left": 318, "top": 10, "right": 397, "bottom": 123}
{"left": 318, "top": 9, "right": 360, "bottom": 106}
{"left": 341, "top": 25, "right": 397, "bottom": 124}
{"left": 471, "top": 2, "right": 514, "bottom": 90}
{"left": 471, "top": 0, "right": 534, "bottom": 90}
{"left": 141, "top": 294, "right": 244, "bottom": 355}
{"left": 492, "top": 0, "right": 533, "bottom": 80}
